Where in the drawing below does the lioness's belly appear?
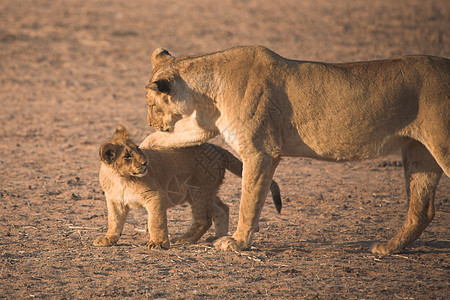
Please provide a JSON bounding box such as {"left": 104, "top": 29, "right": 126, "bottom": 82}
{"left": 278, "top": 61, "right": 422, "bottom": 161}
{"left": 282, "top": 124, "right": 407, "bottom": 161}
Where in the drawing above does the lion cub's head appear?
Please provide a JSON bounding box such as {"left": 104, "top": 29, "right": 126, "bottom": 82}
{"left": 100, "top": 125, "right": 148, "bottom": 177}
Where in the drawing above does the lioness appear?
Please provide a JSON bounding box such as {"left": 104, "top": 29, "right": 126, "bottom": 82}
{"left": 142, "top": 46, "right": 449, "bottom": 254}
{"left": 94, "top": 125, "right": 281, "bottom": 249}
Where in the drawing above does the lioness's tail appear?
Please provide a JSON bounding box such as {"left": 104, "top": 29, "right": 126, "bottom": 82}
{"left": 212, "top": 144, "right": 282, "bottom": 213}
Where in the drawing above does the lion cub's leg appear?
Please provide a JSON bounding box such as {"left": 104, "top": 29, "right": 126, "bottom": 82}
{"left": 143, "top": 198, "right": 170, "bottom": 249}
{"left": 94, "top": 199, "right": 129, "bottom": 247}
{"left": 372, "top": 141, "right": 442, "bottom": 255}
{"left": 206, "top": 196, "right": 229, "bottom": 242}
{"left": 171, "top": 199, "right": 213, "bottom": 245}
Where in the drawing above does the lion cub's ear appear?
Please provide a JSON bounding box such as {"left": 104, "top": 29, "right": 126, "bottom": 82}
{"left": 113, "top": 124, "right": 130, "bottom": 141}
{"left": 100, "top": 143, "right": 122, "bottom": 164}
{"left": 151, "top": 47, "right": 174, "bottom": 67}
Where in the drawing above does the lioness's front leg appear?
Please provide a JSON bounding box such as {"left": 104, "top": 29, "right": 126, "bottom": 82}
{"left": 140, "top": 116, "right": 218, "bottom": 149}
{"left": 144, "top": 195, "right": 170, "bottom": 249}
{"left": 94, "top": 198, "right": 129, "bottom": 247}
{"left": 215, "top": 153, "right": 280, "bottom": 251}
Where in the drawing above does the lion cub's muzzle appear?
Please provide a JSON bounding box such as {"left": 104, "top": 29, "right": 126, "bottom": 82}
{"left": 132, "top": 161, "right": 148, "bottom": 177}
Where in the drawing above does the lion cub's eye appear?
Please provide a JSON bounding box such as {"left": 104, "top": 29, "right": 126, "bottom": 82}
{"left": 124, "top": 152, "right": 133, "bottom": 160}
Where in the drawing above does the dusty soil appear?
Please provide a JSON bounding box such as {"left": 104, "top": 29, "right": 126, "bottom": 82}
{"left": 0, "top": 0, "right": 449, "bottom": 298}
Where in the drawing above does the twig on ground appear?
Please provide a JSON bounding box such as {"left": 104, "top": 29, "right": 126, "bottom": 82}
{"left": 67, "top": 225, "right": 102, "bottom": 230}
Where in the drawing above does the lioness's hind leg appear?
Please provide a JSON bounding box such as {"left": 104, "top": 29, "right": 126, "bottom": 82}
{"left": 421, "top": 121, "right": 450, "bottom": 177}
{"left": 426, "top": 142, "right": 450, "bottom": 178}
{"left": 206, "top": 196, "right": 229, "bottom": 242}
{"left": 371, "top": 141, "right": 442, "bottom": 255}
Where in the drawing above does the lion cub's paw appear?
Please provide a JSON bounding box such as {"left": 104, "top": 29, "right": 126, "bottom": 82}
{"left": 371, "top": 242, "right": 399, "bottom": 255}
{"left": 214, "top": 236, "right": 241, "bottom": 252}
{"left": 146, "top": 240, "right": 170, "bottom": 250}
{"left": 93, "top": 236, "right": 115, "bottom": 247}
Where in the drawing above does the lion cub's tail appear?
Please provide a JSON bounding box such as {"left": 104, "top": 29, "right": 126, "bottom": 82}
{"left": 215, "top": 145, "right": 282, "bottom": 213}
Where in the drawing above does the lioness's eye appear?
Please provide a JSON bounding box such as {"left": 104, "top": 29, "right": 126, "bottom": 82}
{"left": 124, "top": 152, "right": 132, "bottom": 160}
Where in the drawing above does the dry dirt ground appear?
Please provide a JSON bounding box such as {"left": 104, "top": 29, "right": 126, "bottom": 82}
{"left": 0, "top": 0, "right": 449, "bottom": 298}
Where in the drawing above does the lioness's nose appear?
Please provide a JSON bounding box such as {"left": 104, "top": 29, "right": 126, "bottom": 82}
{"left": 146, "top": 111, "right": 155, "bottom": 127}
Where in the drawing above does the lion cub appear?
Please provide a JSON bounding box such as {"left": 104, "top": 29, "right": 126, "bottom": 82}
{"left": 94, "top": 125, "right": 281, "bottom": 249}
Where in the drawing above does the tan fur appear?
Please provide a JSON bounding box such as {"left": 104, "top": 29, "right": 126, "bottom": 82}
{"left": 143, "top": 46, "right": 449, "bottom": 254}
{"left": 94, "top": 125, "right": 281, "bottom": 249}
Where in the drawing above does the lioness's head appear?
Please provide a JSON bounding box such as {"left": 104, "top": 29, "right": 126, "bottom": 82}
{"left": 100, "top": 125, "right": 148, "bottom": 177}
{"left": 145, "top": 48, "right": 195, "bottom": 132}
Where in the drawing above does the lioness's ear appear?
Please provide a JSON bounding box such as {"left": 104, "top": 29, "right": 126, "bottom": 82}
{"left": 113, "top": 124, "right": 130, "bottom": 140}
{"left": 151, "top": 47, "right": 173, "bottom": 67}
{"left": 149, "top": 79, "right": 171, "bottom": 94}
{"left": 100, "top": 143, "right": 121, "bottom": 164}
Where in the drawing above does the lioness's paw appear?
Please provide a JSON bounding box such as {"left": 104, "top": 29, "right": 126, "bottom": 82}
{"left": 146, "top": 240, "right": 170, "bottom": 250}
{"left": 214, "top": 236, "right": 241, "bottom": 252}
{"left": 371, "top": 242, "right": 399, "bottom": 255}
{"left": 140, "top": 132, "right": 172, "bottom": 149}
{"left": 93, "top": 236, "right": 114, "bottom": 247}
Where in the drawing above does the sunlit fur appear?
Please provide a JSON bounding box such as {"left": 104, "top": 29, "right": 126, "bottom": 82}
{"left": 94, "top": 125, "right": 282, "bottom": 249}
{"left": 144, "top": 46, "right": 449, "bottom": 254}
